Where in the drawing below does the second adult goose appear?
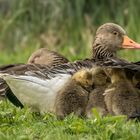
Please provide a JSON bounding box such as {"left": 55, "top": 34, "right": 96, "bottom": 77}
{"left": 0, "top": 23, "right": 140, "bottom": 113}
{"left": 28, "top": 47, "right": 69, "bottom": 66}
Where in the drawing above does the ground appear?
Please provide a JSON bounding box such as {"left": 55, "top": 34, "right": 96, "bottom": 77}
{"left": 0, "top": 101, "right": 140, "bottom": 140}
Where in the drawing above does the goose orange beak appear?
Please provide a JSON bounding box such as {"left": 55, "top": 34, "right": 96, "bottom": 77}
{"left": 122, "top": 35, "right": 140, "bottom": 49}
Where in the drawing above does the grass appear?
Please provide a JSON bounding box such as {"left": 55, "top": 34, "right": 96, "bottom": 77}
{"left": 1, "top": 100, "right": 140, "bottom": 140}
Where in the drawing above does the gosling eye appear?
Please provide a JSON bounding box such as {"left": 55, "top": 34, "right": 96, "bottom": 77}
{"left": 113, "top": 31, "right": 119, "bottom": 36}
{"left": 136, "top": 83, "right": 140, "bottom": 89}
{"left": 92, "top": 84, "right": 95, "bottom": 89}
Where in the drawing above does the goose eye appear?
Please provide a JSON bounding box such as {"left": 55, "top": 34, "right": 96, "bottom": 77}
{"left": 113, "top": 31, "right": 118, "bottom": 36}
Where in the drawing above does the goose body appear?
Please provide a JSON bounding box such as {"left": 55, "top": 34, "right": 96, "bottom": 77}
{"left": 0, "top": 59, "right": 95, "bottom": 111}
{"left": 1, "top": 73, "right": 71, "bottom": 113}
{"left": 86, "top": 67, "right": 109, "bottom": 118}
{"left": 104, "top": 68, "right": 140, "bottom": 119}
{"left": 55, "top": 68, "right": 94, "bottom": 119}
{"left": 1, "top": 23, "right": 140, "bottom": 114}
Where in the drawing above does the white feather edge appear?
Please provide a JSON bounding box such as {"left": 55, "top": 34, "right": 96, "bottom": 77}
{"left": 0, "top": 73, "right": 71, "bottom": 114}
{"left": 103, "top": 87, "right": 115, "bottom": 95}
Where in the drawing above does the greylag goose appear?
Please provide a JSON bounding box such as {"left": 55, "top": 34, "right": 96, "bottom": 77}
{"left": 27, "top": 47, "right": 69, "bottom": 66}
{"left": 55, "top": 68, "right": 94, "bottom": 119}
{"left": 104, "top": 68, "right": 140, "bottom": 119}
{"left": 0, "top": 23, "right": 140, "bottom": 113}
{"left": 85, "top": 67, "right": 109, "bottom": 118}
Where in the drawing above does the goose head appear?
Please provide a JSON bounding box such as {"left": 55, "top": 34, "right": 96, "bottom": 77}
{"left": 91, "top": 67, "right": 108, "bottom": 86}
{"left": 27, "top": 47, "right": 69, "bottom": 65}
{"left": 71, "top": 69, "right": 94, "bottom": 91}
{"left": 93, "top": 23, "right": 140, "bottom": 59}
{"left": 104, "top": 68, "right": 127, "bottom": 84}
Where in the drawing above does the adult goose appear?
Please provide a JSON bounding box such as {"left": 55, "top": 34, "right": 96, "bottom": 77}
{"left": 0, "top": 48, "right": 69, "bottom": 100}
{"left": 0, "top": 23, "right": 140, "bottom": 113}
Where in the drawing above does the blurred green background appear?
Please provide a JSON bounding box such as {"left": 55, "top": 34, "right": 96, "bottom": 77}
{"left": 0, "top": 0, "right": 140, "bottom": 64}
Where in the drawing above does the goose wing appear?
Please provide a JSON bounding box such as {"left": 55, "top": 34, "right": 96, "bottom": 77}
{"left": 0, "top": 59, "right": 95, "bottom": 109}
{"left": 96, "top": 57, "right": 140, "bottom": 71}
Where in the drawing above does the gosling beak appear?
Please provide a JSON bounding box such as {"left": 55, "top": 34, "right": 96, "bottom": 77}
{"left": 122, "top": 35, "right": 140, "bottom": 49}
